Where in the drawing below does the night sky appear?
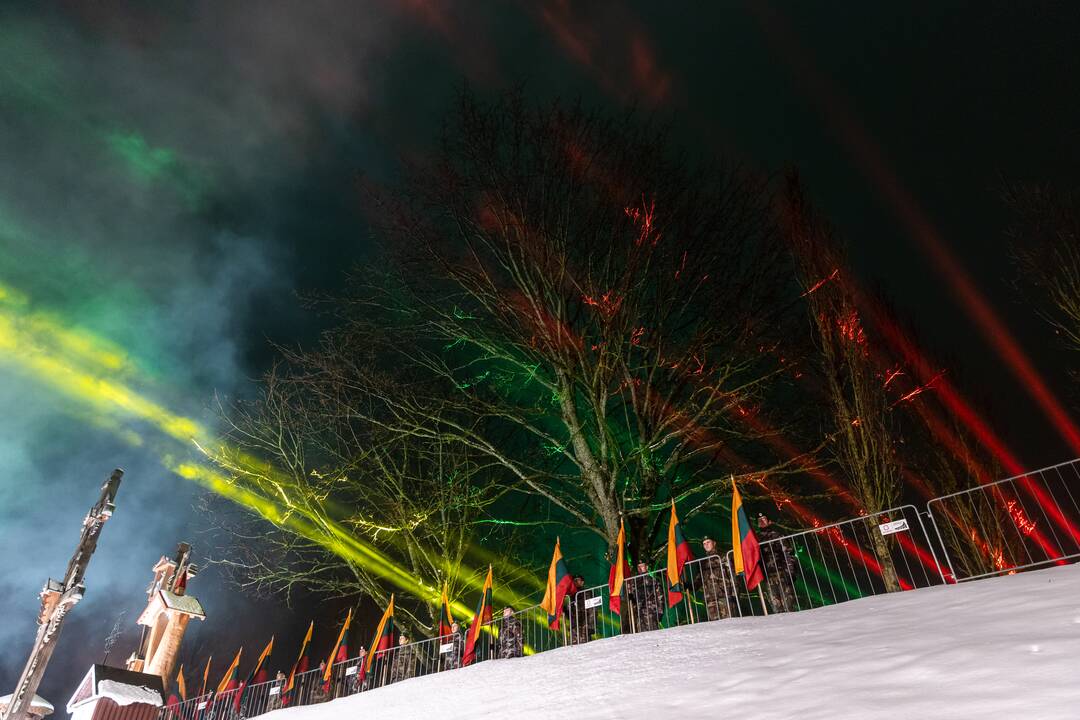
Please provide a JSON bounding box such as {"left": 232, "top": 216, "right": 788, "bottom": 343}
{"left": 2, "top": 1, "right": 1078, "bottom": 712}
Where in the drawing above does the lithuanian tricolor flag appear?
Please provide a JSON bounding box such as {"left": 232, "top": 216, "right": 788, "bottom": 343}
{"left": 732, "top": 481, "right": 764, "bottom": 590}
{"left": 439, "top": 584, "right": 455, "bottom": 637}
{"left": 608, "top": 520, "right": 632, "bottom": 614}
{"left": 285, "top": 621, "right": 313, "bottom": 694}
{"left": 176, "top": 665, "right": 187, "bottom": 702}
{"left": 540, "top": 538, "right": 576, "bottom": 630}
{"left": 462, "top": 566, "right": 493, "bottom": 667}
{"left": 363, "top": 596, "right": 396, "bottom": 679}
{"left": 666, "top": 499, "right": 694, "bottom": 606}
{"left": 323, "top": 608, "right": 352, "bottom": 684}
{"left": 215, "top": 648, "right": 242, "bottom": 694}
{"left": 240, "top": 637, "right": 273, "bottom": 699}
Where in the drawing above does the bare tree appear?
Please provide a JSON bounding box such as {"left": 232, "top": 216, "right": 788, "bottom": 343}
{"left": 1007, "top": 184, "right": 1080, "bottom": 397}
{"left": 204, "top": 362, "right": 515, "bottom": 633}
{"left": 783, "top": 175, "right": 904, "bottom": 591}
{"left": 354, "top": 91, "right": 807, "bottom": 558}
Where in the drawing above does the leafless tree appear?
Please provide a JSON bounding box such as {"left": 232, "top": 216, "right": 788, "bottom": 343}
{"left": 1006, "top": 184, "right": 1080, "bottom": 398}
{"left": 352, "top": 91, "right": 810, "bottom": 559}
{"left": 783, "top": 174, "right": 904, "bottom": 591}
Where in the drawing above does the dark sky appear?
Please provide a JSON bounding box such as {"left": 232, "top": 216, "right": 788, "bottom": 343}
{"left": 2, "top": 1, "right": 1078, "bottom": 712}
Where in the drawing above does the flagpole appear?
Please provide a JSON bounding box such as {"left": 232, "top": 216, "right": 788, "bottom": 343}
{"left": 757, "top": 584, "right": 769, "bottom": 615}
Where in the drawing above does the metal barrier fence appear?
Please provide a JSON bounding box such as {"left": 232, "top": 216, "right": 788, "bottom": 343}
{"left": 726, "top": 505, "right": 945, "bottom": 616}
{"left": 566, "top": 556, "right": 740, "bottom": 643}
{"left": 927, "top": 458, "right": 1080, "bottom": 582}
{"left": 156, "top": 459, "right": 1080, "bottom": 720}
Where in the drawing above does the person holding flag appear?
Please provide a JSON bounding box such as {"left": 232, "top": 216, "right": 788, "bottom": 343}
{"left": 666, "top": 499, "right": 695, "bottom": 607}
{"left": 282, "top": 621, "right": 312, "bottom": 707}
{"left": 539, "top": 538, "right": 576, "bottom": 631}
{"left": 462, "top": 566, "right": 493, "bottom": 666}
{"left": 731, "top": 479, "right": 766, "bottom": 613}
{"left": 321, "top": 608, "right": 352, "bottom": 697}
{"left": 362, "top": 595, "right": 396, "bottom": 689}
{"left": 212, "top": 648, "right": 242, "bottom": 720}
{"left": 236, "top": 637, "right": 273, "bottom": 715}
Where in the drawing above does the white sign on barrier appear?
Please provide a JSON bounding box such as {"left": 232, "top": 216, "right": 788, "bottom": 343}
{"left": 879, "top": 519, "right": 910, "bottom": 536}
{"left": 440, "top": 642, "right": 455, "bottom": 654}
{"left": 269, "top": 686, "right": 281, "bottom": 695}
{"left": 345, "top": 666, "right": 358, "bottom": 676}
{"left": 197, "top": 703, "right": 208, "bottom": 710}
{"left": 584, "top": 595, "right": 603, "bottom": 609}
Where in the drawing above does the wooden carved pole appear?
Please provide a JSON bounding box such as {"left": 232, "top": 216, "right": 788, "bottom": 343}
{"left": 1, "top": 469, "right": 123, "bottom": 720}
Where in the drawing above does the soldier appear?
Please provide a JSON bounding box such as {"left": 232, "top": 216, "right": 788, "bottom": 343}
{"left": 267, "top": 671, "right": 286, "bottom": 711}
{"left": 569, "top": 575, "right": 596, "bottom": 645}
{"left": 310, "top": 662, "right": 329, "bottom": 704}
{"left": 700, "top": 536, "right": 733, "bottom": 621}
{"left": 626, "top": 561, "right": 664, "bottom": 633}
{"left": 757, "top": 514, "right": 799, "bottom": 613}
{"left": 389, "top": 635, "right": 415, "bottom": 684}
{"left": 442, "top": 622, "right": 465, "bottom": 670}
{"left": 497, "top": 607, "right": 523, "bottom": 659}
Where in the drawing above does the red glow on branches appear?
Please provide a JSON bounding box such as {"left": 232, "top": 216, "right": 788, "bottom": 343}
{"left": 801, "top": 268, "right": 840, "bottom": 298}
{"left": 582, "top": 291, "right": 624, "bottom": 318}
{"left": 624, "top": 195, "right": 660, "bottom": 246}
{"left": 891, "top": 370, "right": 945, "bottom": 406}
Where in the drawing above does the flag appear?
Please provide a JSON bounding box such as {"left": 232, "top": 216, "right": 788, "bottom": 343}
{"left": 216, "top": 648, "right": 242, "bottom": 694}
{"left": 540, "top": 538, "right": 576, "bottom": 630}
{"left": 285, "top": 621, "right": 313, "bottom": 694}
{"left": 363, "top": 596, "right": 396, "bottom": 679}
{"left": 462, "top": 566, "right": 493, "bottom": 667}
{"left": 439, "top": 584, "right": 455, "bottom": 637}
{"left": 323, "top": 608, "right": 352, "bottom": 685}
{"left": 732, "top": 481, "right": 765, "bottom": 590}
{"left": 177, "top": 664, "right": 187, "bottom": 702}
{"left": 200, "top": 656, "right": 212, "bottom": 696}
{"left": 666, "top": 499, "right": 695, "bottom": 606}
{"left": 608, "top": 520, "right": 632, "bottom": 614}
{"left": 238, "top": 637, "right": 273, "bottom": 708}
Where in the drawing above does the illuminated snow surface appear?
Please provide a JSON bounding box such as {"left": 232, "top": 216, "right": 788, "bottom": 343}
{"left": 272, "top": 564, "right": 1080, "bottom": 719}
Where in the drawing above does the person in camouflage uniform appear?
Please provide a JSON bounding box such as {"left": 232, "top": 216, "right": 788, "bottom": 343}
{"left": 626, "top": 562, "right": 664, "bottom": 633}
{"left": 442, "top": 622, "right": 465, "bottom": 670}
{"left": 756, "top": 514, "right": 799, "bottom": 613}
{"left": 497, "top": 607, "right": 523, "bottom": 659}
{"left": 389, "top": 635, "right": 415, "bottom": 684}
{"left": 569, "top": 575, "right": 596, "bottom": 645}
{"left": 700, "top": 536, "right": 733, "bottom": 621}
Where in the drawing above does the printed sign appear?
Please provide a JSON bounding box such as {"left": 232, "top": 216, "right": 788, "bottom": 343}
{"left": 268, "top": 686, "right": 281, "bottom": 695}
{"left": 197, "top": 703, "right": 208, "bottom": 710}
{"left": 345, "top": 666, "right": 359, "bottom": 676}
{"left": 439, "top": 642, "right": 455, "bottom": 654}
{"left": 879, "top": 518, "right": 910, "bottom": 536}
{"left": 584, "top": 595, "right": 603, "bottom": 609}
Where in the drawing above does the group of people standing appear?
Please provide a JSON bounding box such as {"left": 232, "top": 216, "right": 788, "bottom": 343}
{"left": 187, "top": 512, "right": 799, "bottom": 720}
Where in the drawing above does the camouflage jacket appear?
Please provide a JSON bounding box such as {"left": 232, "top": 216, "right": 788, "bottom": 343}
{"left": 498, "top": 616, "right": 523, "bottom": 659}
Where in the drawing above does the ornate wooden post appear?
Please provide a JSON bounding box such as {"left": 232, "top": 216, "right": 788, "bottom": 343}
{"left": 1, "top": 469, "right": 123, "bottom": 720}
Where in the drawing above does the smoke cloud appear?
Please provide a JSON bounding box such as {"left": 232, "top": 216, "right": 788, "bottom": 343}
{"left": 0, "top": 1, "right": 402, "bottom": 707}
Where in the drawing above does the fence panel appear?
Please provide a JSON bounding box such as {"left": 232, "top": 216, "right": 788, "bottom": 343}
{"left": 726, "top": 505, "right": 944, "bottom": 617}
{"left": 927, "top": 458, "right": 1080, "bottom": 582}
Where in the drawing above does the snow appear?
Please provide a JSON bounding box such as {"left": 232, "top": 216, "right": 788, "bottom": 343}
{"left": 95, "top": 681, "right": 163, "bottom": 708}
{"left": 0, "top": 693, "right": 54, "bottom": 715}
{"left": 272, "top": 565, "right": 1080, "bottom": 720}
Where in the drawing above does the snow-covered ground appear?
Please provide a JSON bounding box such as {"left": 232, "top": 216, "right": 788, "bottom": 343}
{"left": 274, "top": 564, "right": 1080, "bottom": 719}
